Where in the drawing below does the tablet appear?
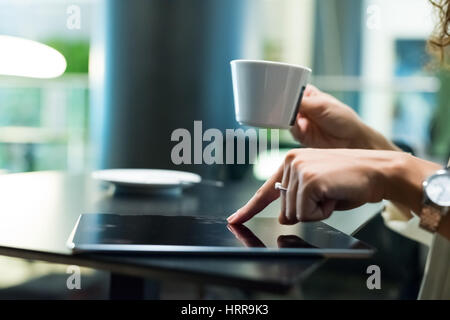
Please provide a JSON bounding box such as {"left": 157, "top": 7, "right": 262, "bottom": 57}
{"left": 67, "top": 214, "right": 374, "bottom": 258}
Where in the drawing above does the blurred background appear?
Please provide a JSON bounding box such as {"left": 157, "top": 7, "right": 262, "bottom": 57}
{"left": 0, "top": 0, "right": 448, "bottom": 299}
{"left": 0, "top": 0, "right": 448, "bottom": 176}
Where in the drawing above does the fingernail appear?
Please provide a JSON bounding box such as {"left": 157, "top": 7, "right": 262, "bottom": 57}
{"left": 227, "top": 211, "right": 239, "bottom": 222}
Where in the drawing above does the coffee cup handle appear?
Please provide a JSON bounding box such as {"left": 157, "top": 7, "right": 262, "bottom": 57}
{"left": 289, "top": 85, "right": 306, "bottom": 126}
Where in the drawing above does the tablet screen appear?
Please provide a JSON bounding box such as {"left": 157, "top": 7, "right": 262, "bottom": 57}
{"left": 68, "top": 214, "right": 374, "bottom": 257}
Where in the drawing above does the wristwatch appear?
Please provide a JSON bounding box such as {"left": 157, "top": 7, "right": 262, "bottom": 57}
{"left": 419, "top": 166, "right": 450, "bottom": 233}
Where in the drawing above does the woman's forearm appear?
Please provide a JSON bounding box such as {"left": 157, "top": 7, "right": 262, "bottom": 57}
{"left": 360, "top": 123, "right": 402, "bottom": 152}
{"left": 364, "top": 129, "right": 450, "bottom": 241}
{"left": 382, "top": 153, "right": 442, "bottom": 216}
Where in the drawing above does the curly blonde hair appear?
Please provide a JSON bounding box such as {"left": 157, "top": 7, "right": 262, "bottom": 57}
{"left": 428, "top": 0, "right": 450, "bottom": 65}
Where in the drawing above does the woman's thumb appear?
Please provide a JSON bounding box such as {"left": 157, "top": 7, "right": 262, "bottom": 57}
{"left": 299, "top": 95, "right": 326, "bottom": 118}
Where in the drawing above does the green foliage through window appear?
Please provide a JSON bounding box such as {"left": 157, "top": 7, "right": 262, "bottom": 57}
{"left": 44, "top": 39, "right": 90, "bottom": 74}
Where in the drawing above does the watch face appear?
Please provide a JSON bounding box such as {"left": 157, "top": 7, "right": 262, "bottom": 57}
{"left": 425, "top": 170, "right": 450, "bottom": 206}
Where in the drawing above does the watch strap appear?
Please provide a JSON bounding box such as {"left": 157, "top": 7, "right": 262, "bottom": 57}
{"left": 420, "top": 205, "right": 444, "bottom": 233}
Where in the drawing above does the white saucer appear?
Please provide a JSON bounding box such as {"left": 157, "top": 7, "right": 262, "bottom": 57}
{"left": 92, "top": 169, "right": 201, "bottom": 194}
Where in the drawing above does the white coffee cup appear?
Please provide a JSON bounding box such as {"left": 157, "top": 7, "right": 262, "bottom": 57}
{"left": 230, "top": 59, "right": 311, "bottom": 129}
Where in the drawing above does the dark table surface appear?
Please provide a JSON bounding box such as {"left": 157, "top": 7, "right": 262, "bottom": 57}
{"left": 0, "top": 171, "right": 383, "bottom": 294}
